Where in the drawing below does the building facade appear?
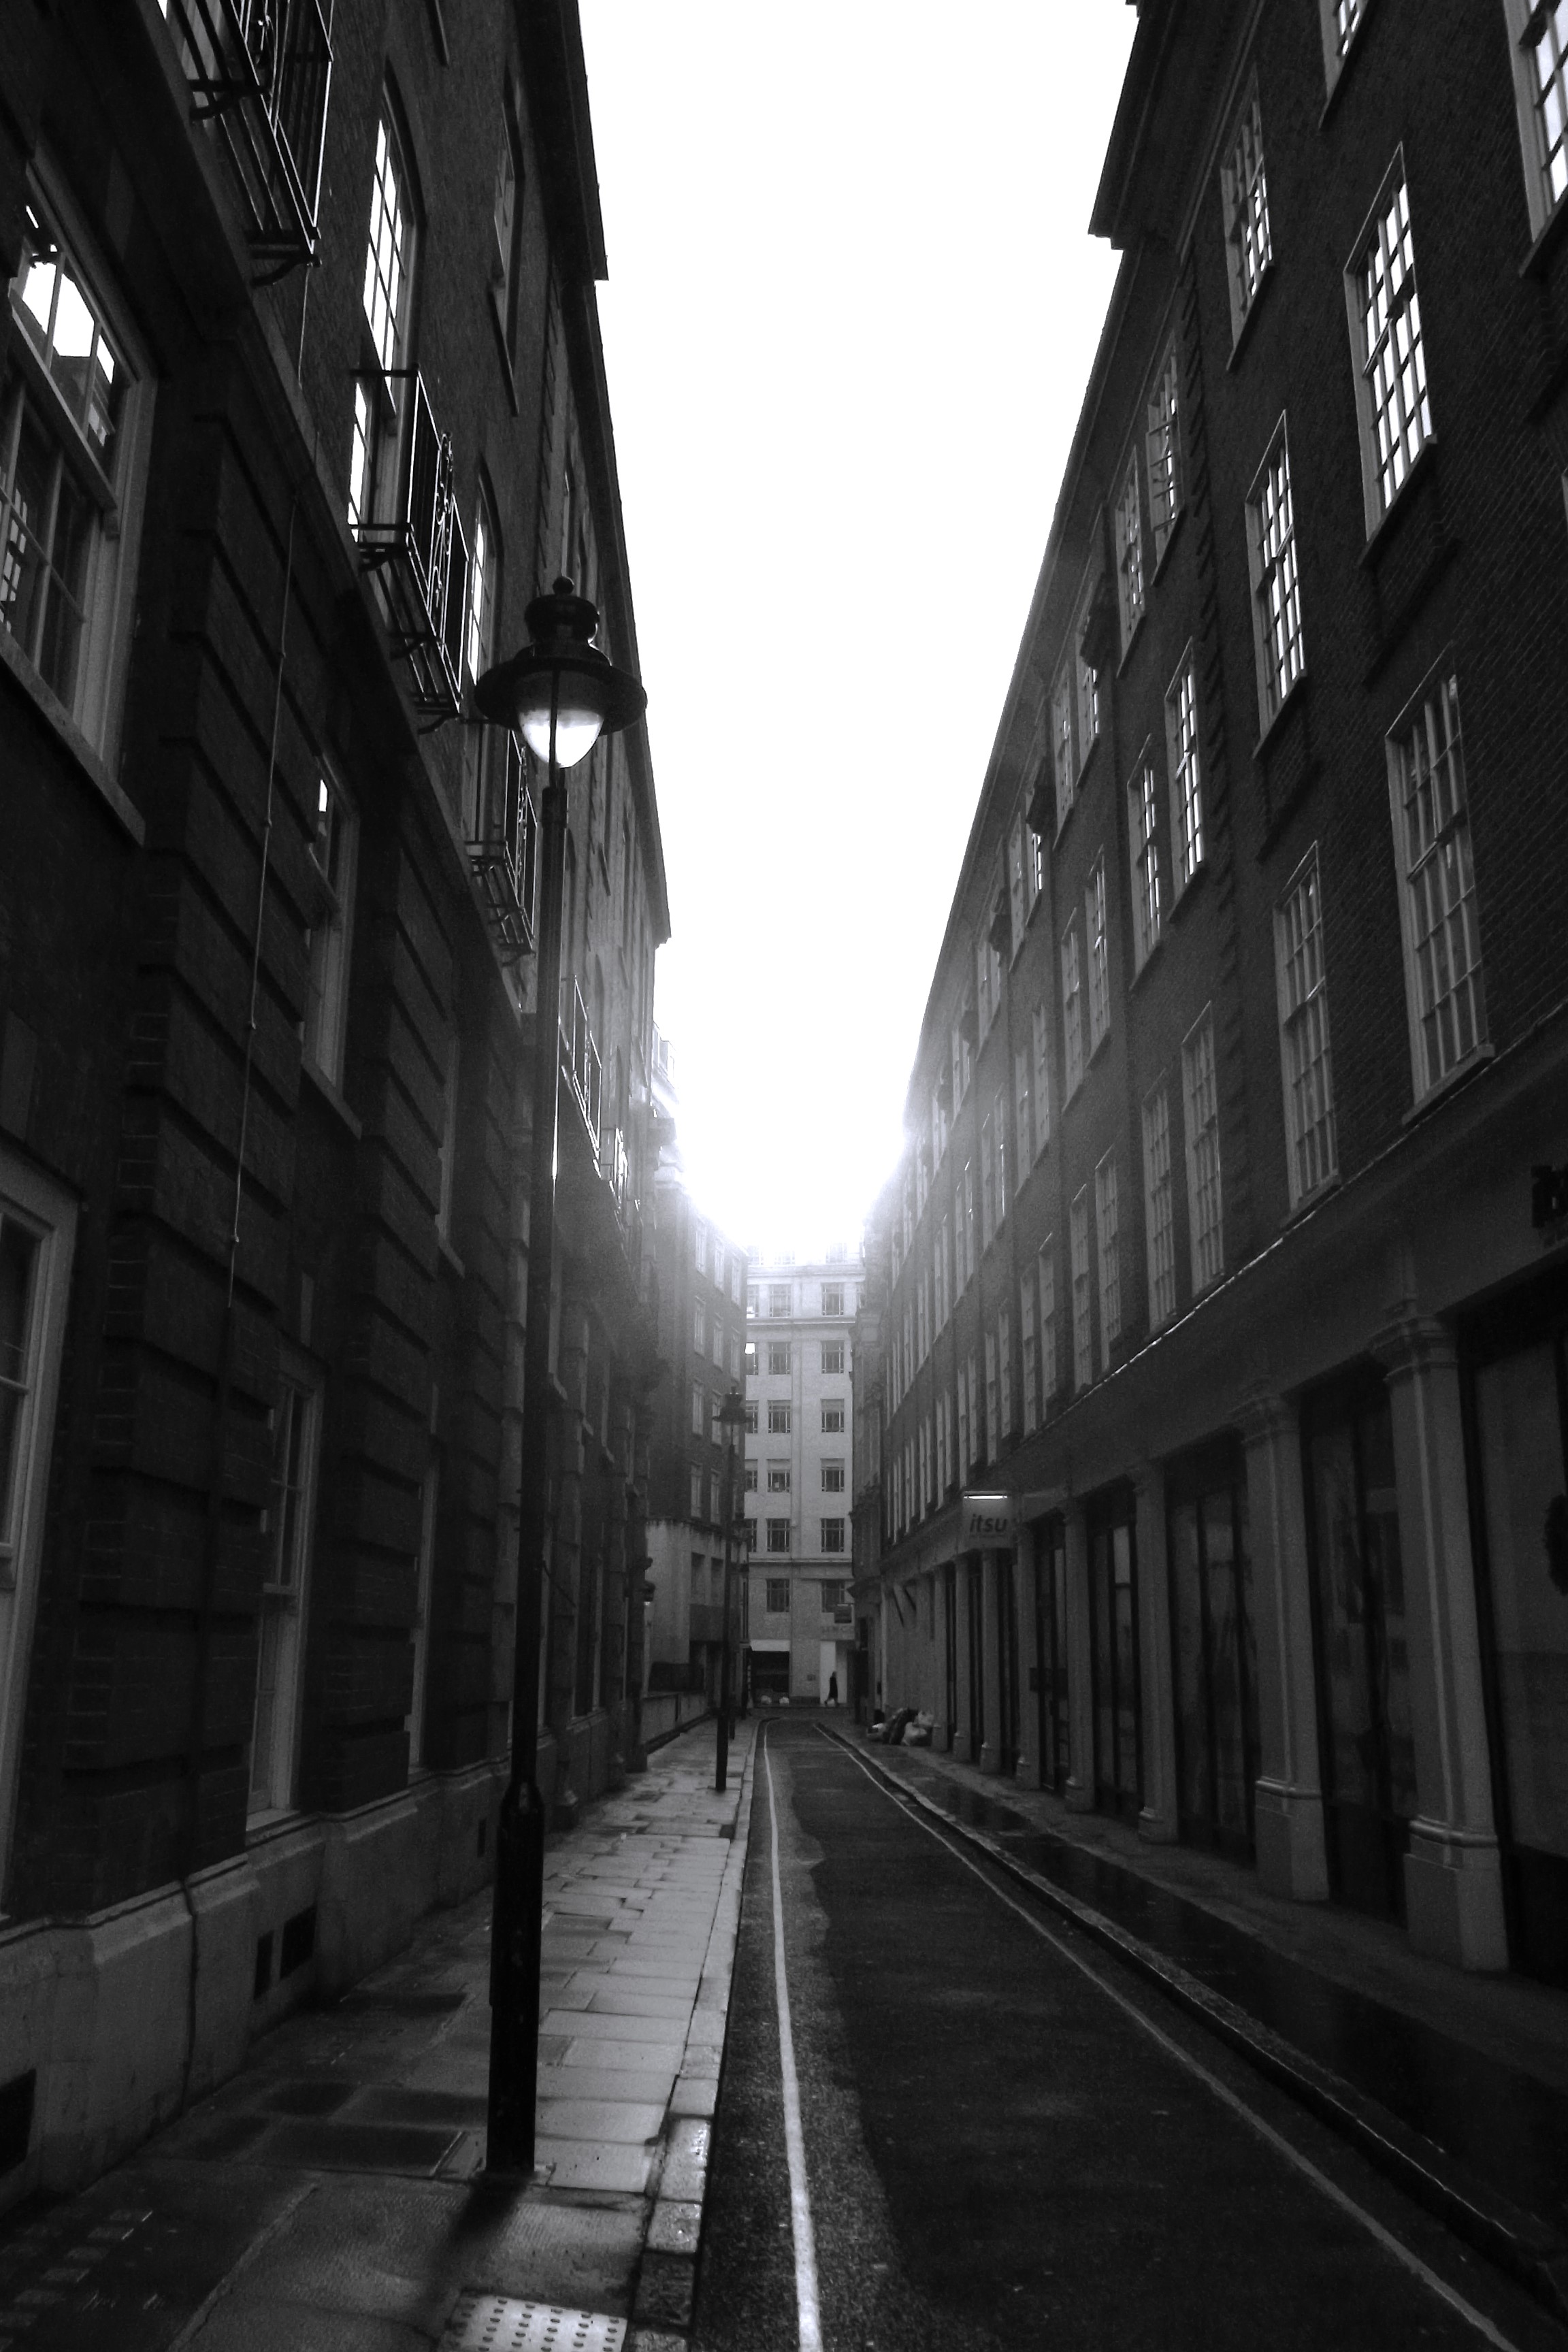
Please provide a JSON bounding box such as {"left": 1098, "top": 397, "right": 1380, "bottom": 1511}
{"left": 643, "top": 1030, "right": 747, "bottom": 1720}
{"left": 745, "top": 1250, "right": 858, "bottom": 1703}
{"left": 861, "top": 0, "right": 1568, "bottom": 1986}
{"left": 0, "top": 0, "right": 668, "bottom": 2200}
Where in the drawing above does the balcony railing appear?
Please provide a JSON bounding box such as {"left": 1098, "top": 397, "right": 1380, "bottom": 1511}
{"left": 560, "top": 981, "right": 602, "bottom": 1152}
{"left": 469, "top": 730, "right": 538, "bottom": 961}
{"left": 163, "top": 0, "right": 332, "bottom": 276}
{"left": 355, "top": 373, "right": 469, "bottom": 717}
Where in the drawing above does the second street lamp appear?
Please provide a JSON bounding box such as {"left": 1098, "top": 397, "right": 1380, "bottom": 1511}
{"left": 474, "top": 576, "right": 646, "bottom": 2176}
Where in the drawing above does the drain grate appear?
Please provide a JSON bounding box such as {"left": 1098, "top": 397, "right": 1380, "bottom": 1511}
{"left": 442, "top": 2294, "right": 627, "bottom": 2351}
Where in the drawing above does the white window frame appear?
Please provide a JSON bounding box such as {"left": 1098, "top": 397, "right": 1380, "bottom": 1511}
{"left": 821, "top": 1400, "right": 845, "bottom": 1433}
{"left": 1245, "top": 419, "right": 1305, "bottom": 734}
{"left": 250, "top": 1348, "right": 323, "bottom": 1817}
{"left": 2, "top": 163, "right": 154, "bottom": 766}
{"left": 1032, "top": 1002, "right": 1051, "bottom": 1158}
{"left": 1386, "top": 659, "right": 1489, "bottom": 1101}
{"left": 1275, "top": 845, "right": 1339, "bottom": 1207}
{"left": 1143, "top": 1081, "right": 1176, "bottom": 1330}
{"left": 1086, "top": 853, "right": 1111, "bottom": 1054}
{"left": 304, "top": 760, "right": 358, "bottom": 1089}
{"left": 1165, "top": 646, "right": 1205, "bottom": 893}
{"left": 1052, "top": 668, "right": 1075, "bottom": 832}
{"left": 1128, "top": 753, "right": 1162, "bottom": 973}
{"left": 1182, "top": 1006, "right": 1224, "bottom": 1295}
{"left": 821, "top": 1339, "right": 845, "bottom": 1375}
{"left": 1115, "top": 451, "right": 1145, "bottom": 652}
{"left": 1220, "top": 76, "right": 1273, "bottom": 346}
{"left": 1075, "top": 576, "right": 1102, "bottom": 771}
{"left": 0, "top": 1151, "right": 76, "bottom": 1899}
{"left": 1062, "top": 924, "right": 1085, "bottom": 1101}
{"left": 1146, "top": 338, "right": 1183, "bottom": 567}
{"left": 1345, "top": 149, "right": 1433, "bottom": 535}
{"left": 350, "top": 105, "right": 416, "bottom": 535}
{"left": 1503, "top": 0, "right": 1568, "bottom": 240}
{"left": 768, "top": 1399, "right": 791, "bottom": 1435}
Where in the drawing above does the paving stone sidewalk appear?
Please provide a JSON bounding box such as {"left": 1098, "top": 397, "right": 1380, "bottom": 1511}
{"left": 0, "top": 1716, "right": 755, "bottom": 2352}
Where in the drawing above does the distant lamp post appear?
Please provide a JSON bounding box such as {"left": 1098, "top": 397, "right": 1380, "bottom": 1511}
{"left": 715, "top": 1387, "right": 749, "bottom": 1792}
{"left": 474, "top": 576, "right": 647, "bottom": 2176}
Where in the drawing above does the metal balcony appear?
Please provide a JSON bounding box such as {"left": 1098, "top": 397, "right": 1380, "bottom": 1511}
{"left": 164, "top": 0, "right": 332, "bottom": 276}
{"left": 468, "top": 730, "right": 538, "bottom": 961}
{"left": 355, "top": 374, "right": 469, "bottom": 717}
{"left": 560, "top": 982, "right": 602, "bottom": 1152}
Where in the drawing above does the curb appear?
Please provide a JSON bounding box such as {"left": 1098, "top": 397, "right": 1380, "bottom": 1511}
{"left": 627, "top": 1726, "right": 759, "bottom": 2352}
{"left": 832, "top": 1728, "right": 1568, "bottom": 2334}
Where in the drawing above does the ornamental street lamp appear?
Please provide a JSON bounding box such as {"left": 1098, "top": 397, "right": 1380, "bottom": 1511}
{"left": 714, "top": 1387, "right": 749, "bottom": 1793}
{"left": 474, "top": 576, "right": 646, "bottom": 2176}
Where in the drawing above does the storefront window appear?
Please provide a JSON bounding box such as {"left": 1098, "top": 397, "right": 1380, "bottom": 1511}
{"left": 1169, "top": 1448, "right": 1258, "bottom": 1857}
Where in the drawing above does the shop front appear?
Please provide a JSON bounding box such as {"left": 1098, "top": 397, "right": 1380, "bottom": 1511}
{"left": 1031, "top": 1515, "right": 1071, "bottom": 1795}
{"left": 1088, "top": 1490, "right": 1141, "bottom": 1824}
{"left": 1167, "top": 1441, "right": 1259, "bottom": 1861}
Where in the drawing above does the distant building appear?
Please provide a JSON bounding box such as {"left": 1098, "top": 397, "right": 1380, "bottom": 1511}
{"left": 744, "top": 1247, "right": 859, "bottom": 1703}
{"left": 643, "top": 1032, "right": 747, "bottom": 1740}
{"left": 862, "top": 0, "right": 1568, "bottom": 1984}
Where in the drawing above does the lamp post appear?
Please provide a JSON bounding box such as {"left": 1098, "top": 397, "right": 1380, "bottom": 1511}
{"left": 474, "top": 576, "right": 646, "bottom": 2175}
{"left": 714, "top": 1387, "right": 748, "bottom": 1792}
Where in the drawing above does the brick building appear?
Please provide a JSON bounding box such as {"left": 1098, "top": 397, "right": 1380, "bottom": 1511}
{"left": 0, "top": 0, "right": 668, "bottom": 2198}
{"left": 642, "top": 1028, "right": 748, "bottom": 1733}
{"left": 744, "top": 1248, "right": 858, "bottom": 1704}
{"left": 862, "top": 0, "right": 1568, "bottom": 1985}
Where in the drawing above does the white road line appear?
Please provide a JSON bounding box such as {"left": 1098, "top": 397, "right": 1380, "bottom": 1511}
{"left": 764, "top": 1725, "right": 823, "bottom": 2352}
{"left": 830, "top": 1736, "right": 1526, "bottom": 2352}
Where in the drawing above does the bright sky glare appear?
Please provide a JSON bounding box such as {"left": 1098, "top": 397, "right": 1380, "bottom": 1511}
{"left": 580, "top": 3, "right": 1137, "bottom": 1257}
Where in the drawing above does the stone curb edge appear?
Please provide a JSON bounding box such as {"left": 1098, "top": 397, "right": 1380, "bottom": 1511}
{"left": 832, "top": 1729, "right": 1568, "bottom": 2334}
{"left": 627, "top": 1731, "right": 760, "bottom": 2352}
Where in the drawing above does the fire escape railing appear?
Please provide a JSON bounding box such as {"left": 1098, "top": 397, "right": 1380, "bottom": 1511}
{"left": 468, "top": 730, "right": 538, "bottom": 961}
{"left": 354, "top": 373, "right": 469, "bottom": 718}
{"left": 163, "top": 0, "right": 333, "bottom": 276}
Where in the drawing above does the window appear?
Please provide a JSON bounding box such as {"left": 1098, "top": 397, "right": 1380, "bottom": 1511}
{"left": 821, "top": 1460, "right": 845, "bottom": 1492}
{"left": 916, "top": 1272, "right": 929, "bottom": 1362}
{"left": 3, "top": 181, "right": 150, "bottom": 758}
{"left": 821, "top": 1522, "right": 846, "bottom": 1556}
{"left": 768, "top": 1282, "right": 790, "bottom": 1316}
{"left": 934, "top": 1220, "right": 949, "bottom": 1329}
{"left": 1166, "top": 649, "right": 1205, "bottom": 890}
{"left": 768, "top": 1463, "right": 791, "bottom": 1492}
{"left": 1146, "top": 340, "right": 1182, "bottom": 566}
{"left": 1115, "top": 453, "right": 1145, "bottom": 651}
{"left": 1388, "top": 667, "right": 1488, "bottom": 1097}
{"left": 1070, "top": 1191, "right": 1093, "bottom": 1392}
{"left": 689, "top": 1465, "right": 702, "bottom": 1519}
{"left": 766, "top": 1518, "right": 791, "bottom": 1555}
{"left": 304, "top": 764, "right": 357, "bottom": 1088}
{"left": 1245, "top": 423, "right": 1304, "bottom": 730}
{"left": 768, "top": 1400, "right": 792, "bottom": 1435}
{"left": 822, "top": 1283, "right": 844, "bottom": 1316}
{"left": 1143, "top": 1081, "right": 1176, "bottom": 1330}
{"left": 461, "top": 485, "right": 500, "bottom": 838}
{"left": 767, "top": 1340, "right": 790, "bottom": 1375}
{"left": 1094, "top": 1152, "right": 1121, "bottom": 1373}
{"left": 1032, "top": 1003, "right": 1051, "bottom": 1158}
{"left": 766, "top": 1575, "right": 790, "bottom": 1611}
{"left": 1182, "top": 1008, "right": 1224, "bottom": 1292}
{"left": 694, "top": 1219, "right": 708, "bottom": 1275}
{"left": 0, "top": 1154, "right": 75, "bottom": 1892}
{"left": 998, "top": 1307, "right": 1013, "bottom": 1435}
{"left": 731, "top": 1258, "right": 742, "bottom": 1305}
{"left": 1320, "top": 0, "right": 1366, "bottom": 92}
{"left": 710, "top": 1469, "right": 722, "bottom": 1524}
{"left": 490, "top": 90, "right": 524, "bottom": 348}
{"left": 956, "top": 1359, "right": 970, "bottom": 1474}
{"left": 1020, "top": 1278, "right": 1038, "bottom": 1435}
{"left": 963, "top": 1162, "right": 977, "bottom": 1286}
{"left": 694, "top": 1301, "right": 707, "bottom": 1352}
{"left": 821, "top": 1340, "right": 845, "bottom": 1375}
{"left": 983, "top": 1330, "right": 998, "bottom": 1460}
{"left": 992, "top": 1087, "right": 1007, "bottom": 1213}
{"left": 1275, "top": 847, "right": 1338, "bottom": 1205}
{"left": 1348, "top": 155, "right": 1433, "bottom": 531}
{"left": 1013, "top": 1049, "right": 1031, "bottom": 1194}
{"left": 1504, "top": 0, "right": 1568, "bottom": 236}
{"left": 1062, "top": 924, "right": 1084, "bottom": 1100}
{"left": 350, "top": 109, "right": 415, "bottom": 533}
{"left": 251, "top": 1355, "right": 321, "bottom": 1814}
{"left": 691, "top": 1382, "right": 705, "bottom": 1436}
{"left": 743, "top": 1462, "right": 758, "bottom": 1492}
{"left": 743, "top": 1399, "right": 759, "bottom": 1434}
{"left": 1038, "top": 1238, "right": 1058, "bottom": 1401}
{"left": 1129, "top": 759, "right": 1162, "bottom": 971}
{"left": 1053, "top": 671, "right": 1075, "bottom": 831}
{"left": 936, "top": 1390, "right": 949, "bottom": 1494}
{"left": 1221, "top": 80, "right": 1272, "bottom": 342}
{"left": 1086, "top": 855, "right": 1110, "bottom": 1054}
{"left": 822, "top": 1400, "right": 845, "bottom": 1433}
{"left": 747, "top": 1284, "right": 759, "bottom": 1318}
{"left": 979, "top": 1116, "right": 995, "bottom": 1252}
{"left": 1009, "top": 813, "right": 1028, "bottom": 953}
{"left": 1076, "top": 581, "right": 1101, "bottom": 768}
{"left": 713, "top": 1318, "right": 725, "bottom": 1369}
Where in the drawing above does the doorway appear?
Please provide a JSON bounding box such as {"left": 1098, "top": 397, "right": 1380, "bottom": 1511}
{"left": 1168, "top": 1441, "right": 1260, "bottom": 1860}
{"left": 1032, "top": 1516, "right": 1071, "bottom": 1792}
{"left": 1088, "top": 1496, "right": 1141, "bottom": 1823}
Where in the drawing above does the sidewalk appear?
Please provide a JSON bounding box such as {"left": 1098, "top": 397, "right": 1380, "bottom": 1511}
{"left": 842, "top": 1724, "right": 1568, "bottom": 2319}
{"left": 0, "top": 1716, "right": 756, "bottom": 2352}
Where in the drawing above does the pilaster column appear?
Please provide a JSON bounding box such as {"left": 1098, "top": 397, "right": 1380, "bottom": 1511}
{"left": 979, "top": 1550, "right": 1002, "bottom": 1774}
{"left": 934, "top": 1562, "right": 956, "bottom": 1752}
{"left": 1373, "top": 1317, "right": 1507, "bottom": 1970}
{"left": 1015, "top": 1525, "right": 1044, "bottom": 1789}
{"left": 1063, "top": 1505, "right": 1094, "bottom": 1812}
{"left": 1134, "top": 1467, "right": 1178, "bottom": 1843}
{"left": 952, "top": 1559, "right": 978, "bottom": 1763}
{"left": 1239, "top": 1393, "right": 1328, "bottom": 1901}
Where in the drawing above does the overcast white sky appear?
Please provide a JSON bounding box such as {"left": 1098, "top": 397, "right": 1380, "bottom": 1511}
{"left": 579, "top": 3, "right": 1137, "bottom": 1257}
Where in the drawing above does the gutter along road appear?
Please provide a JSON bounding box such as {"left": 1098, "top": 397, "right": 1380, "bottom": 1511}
{"left": 694, "top": 1718, "right": 1567, "bottom": 2352}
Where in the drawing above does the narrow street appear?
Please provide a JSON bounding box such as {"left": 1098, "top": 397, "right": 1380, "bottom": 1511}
{"left": 696, "top": 1720, "right": 1567, "bottom": 2352}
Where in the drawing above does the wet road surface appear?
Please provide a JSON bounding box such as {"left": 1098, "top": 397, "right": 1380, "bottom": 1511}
{"left": 695, "top": 1718, "right": 1568, "bottom": 2352}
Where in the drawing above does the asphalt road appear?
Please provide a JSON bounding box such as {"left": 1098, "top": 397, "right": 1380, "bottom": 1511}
{"left": 694, "top": 1718, "right": 1568, "bottom": 2352}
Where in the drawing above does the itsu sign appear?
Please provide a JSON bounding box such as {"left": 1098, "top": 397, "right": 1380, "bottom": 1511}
{"left": 960, "top": 1492, "right": 1017, "bottom": 1543}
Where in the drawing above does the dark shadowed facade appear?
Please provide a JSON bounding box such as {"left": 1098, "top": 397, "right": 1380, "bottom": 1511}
{"left": 856, "top": 0, "right": 1568, "bottom": 1987}
{"left": 0, "top": 0, "right": 668, "bottom": 2198}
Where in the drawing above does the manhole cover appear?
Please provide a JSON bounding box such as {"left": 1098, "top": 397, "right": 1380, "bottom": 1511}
{"left": 442, "top": 2294, "right": 627, "bottom": 2350}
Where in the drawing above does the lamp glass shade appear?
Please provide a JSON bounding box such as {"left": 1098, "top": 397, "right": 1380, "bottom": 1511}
{"left": 517, "top": 678, "right": 605, "bottom": 769}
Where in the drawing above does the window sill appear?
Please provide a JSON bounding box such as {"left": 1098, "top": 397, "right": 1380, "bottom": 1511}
{"left": 1401, "top": 1041, "right": 1496, "bottom": 1127}
{"left": 1167, "top": 861, "right": 1207, "bottom": 923}
{"left": 1115, "top": 610, "right": 1147, "bottom": 676}
{"left": 1519, "top": 189, "right": 1568, "bottom": 282}
{"left": 488, "top": 288, "right": 521, "bottom": 415}
{"left": 1252, "top": 666, "right": 1309, "bottom": 763}
{"left": 1281, "top": 1171, "right": 1343, "bottom": 1229}
{"left": 1151, "top": 504, "right": 1186, "bottom": 585}
{"left": 1130, "top": 930, "right": 1165, "bottom": 991}
{"left": 1358, "top": 436, "right": 1439, "bottom": 569}
{"left": 1318, "top": 0, "right": 1375, "bottom": 126}
{"left": 300, "top": 1055, "right": 363, "bottom": 1139}
{"left": 0, "top": 625, "right": 145, "bottom": 847}
{"left": 1226, "top": 259, "right": 1275, "bottom": 372}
